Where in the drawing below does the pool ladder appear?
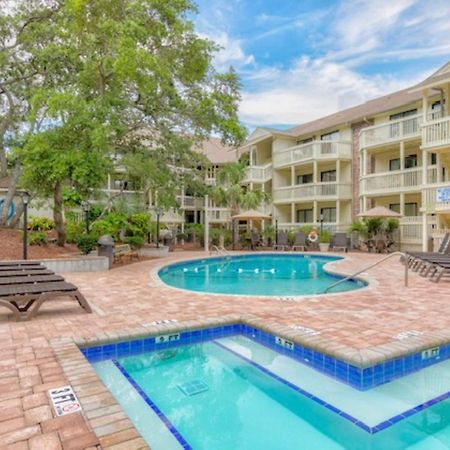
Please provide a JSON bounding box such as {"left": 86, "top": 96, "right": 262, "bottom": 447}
{"left": 210, "top": 245, "right": 230, "bottom": 257}
{"left": 324, "top": 251, "right": 408, "bottom": 293}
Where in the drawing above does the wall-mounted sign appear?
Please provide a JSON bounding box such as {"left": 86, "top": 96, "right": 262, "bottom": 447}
{"left": 436, "top": 187, "right": 450, "bottom": 203}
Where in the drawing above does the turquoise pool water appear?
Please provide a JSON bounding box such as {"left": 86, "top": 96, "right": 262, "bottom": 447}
{"left": 93, "top": 336, "right": 450, "bottom": 450}
{"left": 158, "top": 254, "right": 365, "bottom": 296}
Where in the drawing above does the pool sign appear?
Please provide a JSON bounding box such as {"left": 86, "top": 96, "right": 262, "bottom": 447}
{"left": 156, "top": 332, "right": 180, "bottom": 344}
{"left": 275, "top": 336, "right": 294, "bottom": 350}
{"left": 436, "top": 187, "right": 450, "bottom": 203}
{"left": 48, "top": 385, "right": 82, "bottom": 416}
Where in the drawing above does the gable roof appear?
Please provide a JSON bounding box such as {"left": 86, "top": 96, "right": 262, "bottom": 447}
{"left": 194, "top": 137, "right": 237, "bottom": 164}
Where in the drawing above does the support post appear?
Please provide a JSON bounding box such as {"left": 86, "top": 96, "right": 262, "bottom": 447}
{"left": 204, "top": 195, "right": 209, "bottom": 253}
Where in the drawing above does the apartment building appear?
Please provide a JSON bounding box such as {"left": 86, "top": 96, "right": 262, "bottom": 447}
{"left": 242, "top": 61, "right": 450, "bottom": 250}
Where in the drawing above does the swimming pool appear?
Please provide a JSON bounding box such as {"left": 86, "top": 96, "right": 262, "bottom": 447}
{"left": 84, "top": 324, "right": 450, "bottom": 450}
{"left": 158, "top": 253, "right": 365, "bottom": 296}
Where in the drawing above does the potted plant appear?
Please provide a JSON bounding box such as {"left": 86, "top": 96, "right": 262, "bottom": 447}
{"left": 319, "top": 230, "right": 331, "bottom": 252}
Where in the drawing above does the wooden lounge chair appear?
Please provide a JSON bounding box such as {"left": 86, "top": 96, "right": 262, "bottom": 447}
{"left": 291, "top": 232, "right": 306, "bottom": 251}
{"left": 0, "top": 274, "right": 64, "bottom": 285}
{"left": 113, "top": 244, "right": 139, "bottom": 263}
{"left": 332, "top": 232, "right": 348, "bottom": 252}
{"left": 0, "top": 269, "right": 54, "bottom": 277}
{"left": 273, "top": 232, "right": 288, "bottom": 251}
{"left": 0, "top": 279, "right": 91, "bottom": 321}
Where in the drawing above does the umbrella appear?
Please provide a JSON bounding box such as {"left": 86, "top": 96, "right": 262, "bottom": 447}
{"left": 357, "top": 206, "right": 402, "bottom": 218}
{"left": 231, "top": 209, "right": 271, "bottom": 220}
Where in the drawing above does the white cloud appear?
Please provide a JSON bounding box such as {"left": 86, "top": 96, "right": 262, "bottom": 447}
{"left": 239, "top": 57, "right": 427, "bottom": 128}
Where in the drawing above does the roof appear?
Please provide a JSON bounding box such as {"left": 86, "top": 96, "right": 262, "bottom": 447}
{"left": 194, "top": 137, "right": 238, "bottom": 164}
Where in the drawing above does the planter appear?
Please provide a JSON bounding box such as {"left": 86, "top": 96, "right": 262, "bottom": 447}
{"left": 138, "top": 245, "right": 169, "bottom": 258}
{"left": 41, "top": 256, "right": 109, "bottom": 272}
{"left": 319, "top": 243, "right": 330, "bottom": 252}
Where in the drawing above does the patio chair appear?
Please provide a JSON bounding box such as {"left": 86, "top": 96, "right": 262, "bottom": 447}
{"left": 406, "top": 233, "right": 450, "bottom": 270}
{"left": 273, "top": 232, "right": 288, "bottom": 251}
{"left": 0, "top": 263, "right": 91, "bottom": 320}
{"left": 291, "top": 232, "right": 306, "bottom": 251}
{"left": 332, "top": 232, "right": 348, "bottom": 252}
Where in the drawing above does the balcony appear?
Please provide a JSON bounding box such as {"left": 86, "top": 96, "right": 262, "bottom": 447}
{"left": 400, "top": 216, "right": 436, "bottom": 242}
{"left": 206, "top": 208, "right": 231, "bottom": 223}
{"left": 422, "top": 116, "right": 450, "bottom": 151}
{"left": 277, "top": 222, "right": 348, "bottom": 233}
{"left": 360, "top": 114, "right": 422, "bottom": 149}
{"left": 273, "top": 141, "right": 352, "bottom": 168}
{"left": 176, "top": 195, "right": 203, "bottom": 209}
{"left": 360, "top": 167, "right": 422, "bottom": 195}
{"left": 273, "top": 182, "right": 352, "bottom": 203}
{"left": 243, "top": 162, "right": 272, "bottom": 183}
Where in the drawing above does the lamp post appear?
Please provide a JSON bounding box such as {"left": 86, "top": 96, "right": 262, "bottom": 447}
{"left": 21, "top": 192, "right": 30, "bottom": 260}
{"left": 275, "top": 218, "right": 278, "bottom": 245}
{"left": 82, "top": 200, "right": 91, "bottom": 234}
{"left": 320, "top": 213, "right": 324, "bottom": 234}
{"left": 155, "top": 207, "right": 162, "bottom": 248}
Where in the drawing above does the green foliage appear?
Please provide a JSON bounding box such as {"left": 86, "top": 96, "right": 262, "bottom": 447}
{"left": 209, "top": 227, "right": 231, "bottom": 247}
{"left": 29, "top": 216, "right": 54, "bottom": 231}
{"left": 65, "top": 220, "right": 85, "bottom": 244}
{"left": 222, "top": 229, "right": 232, "bottom": 247}
{"left": 126, "top": 213, "right": 150, "bottom": 238}
{"left": 298, "top": 225, "right": 314, "bottom": 235}
{"left": 350, "top": 218, "right": 400, "bottom": 239}
{"left": 262, "top": 225, "right": 276, "bottom": 245}
{"left": 185, "top": 223, "right": 204, "bottom": 243}
{"left": 76, "top": 234, "right": 98, "bottom": 255}
{"left": 62, "top": 188, "right": 84, "bottom": 207}
{"left": 124, "top": 235, "right": 145, "bottom": 249}
{"left": 29, "top": 231, "right": 48, "bottom": 246}
{"left": 287, "top": 230, "right": 296, "bottom": 247}
{"left": 386, "top": 218, "right": 400, "bottom": 233}
{"left": 319, "top": 230, "right": 331, "bottom": 244}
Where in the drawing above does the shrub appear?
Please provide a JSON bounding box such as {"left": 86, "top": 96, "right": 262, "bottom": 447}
{"left": 222, "top": 229, "right": 232, "bottom": 247}
{"left": 124, "top": 235, "right": 145, "bottom": 249}
{"left": 76, "top": 234, "right": 98, "bottom": 255}
{"left": 209, "top": 228, "right": 222, "bottom": 246}
{"left": 127, "top": 213, "right": 150, "bottom": 238}
{"left": 29, "top": 216, "right": 54, "bottom": 231}
{"left": 65, "top": 220, "right": 85, "bottom": 244}
{"left": 319, "top": 229, "right": 331, "bottom": 243}
{"left": 262, "top": 225, "right": 276, "bottom": 245}
{"left": 29, "top": 231, "right": 48, "bottom": 246}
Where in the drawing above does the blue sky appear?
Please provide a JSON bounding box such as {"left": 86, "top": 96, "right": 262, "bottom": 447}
{"left": 193, "top": 0, "right": 450, "bottom": 131}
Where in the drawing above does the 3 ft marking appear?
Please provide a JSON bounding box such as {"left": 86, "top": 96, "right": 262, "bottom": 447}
{"left": 48, "top": 386, "right": 81, "bottom": 417}
{"left": 422, "top": 347, "right": 440, "bottom": 360}
{"left": 275, "top": 336, "right": 294, "bottom": 350}
{"left": 156, "top": 333, "right": 180, "bottom": 344}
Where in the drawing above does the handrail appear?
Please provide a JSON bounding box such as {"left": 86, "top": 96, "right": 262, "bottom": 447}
{"left": 210, "top": 245, "right": 230, "bottom": 256}
{"left": 324, "top": 251, "right": 408, "bottom": 293}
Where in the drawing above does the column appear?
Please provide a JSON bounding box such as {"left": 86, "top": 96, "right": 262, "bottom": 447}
{"left": 313, "top": 200, "right": 318, "bottom": 225}
{"left": 107, "top": 173, "right": 111, "bottom": 190}
{"left": 422, "top": 89, "right": 429, "bottom": 121}
{"left": 313, "top": 161, "right": 318, "bottom": 183}
{"left": 400, "top": 142, "right": 405, "bottom": 188}
{"left": 422, "top": 212, "right": 428, "bottom": 251}
{"left": 422, "top": 148, "right": 428, "bottom": 187}
{"left": 336, "top": 160, "right": 341, "bottom": 183}
{"left": 445, "top": 84, "right": 450, "bottom": 116}
{"left": 291, "top": 203, "right": 295, "bottom": 224}
{"left": 361, "top": 149, "right": 367, "bottom": 176}
{"left": 204, "top": 194, "right": 209, "bottom": 252}
{"left": 400, "top": 193, "right": 405, "bottom": 216}
{"left": 336, "top": 200, "right": 340, "bottom": 228}
{"left": 437, "top": 153, "right": 443, "bottom": 183}
{"left": 291, "top": 166, "right": 295, "bottom": 186}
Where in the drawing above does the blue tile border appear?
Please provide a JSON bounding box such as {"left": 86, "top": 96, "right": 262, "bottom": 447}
{"left": 81, "top": 322, "right": 445, "bottom": 392}
{"left": 112, "top": 359, "right": 192, "bottom": 449}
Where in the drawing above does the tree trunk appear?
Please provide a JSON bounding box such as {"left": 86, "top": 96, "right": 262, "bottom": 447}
{"left": 0, "top": 164, "right": 21, "bottom": 227}
{"left": 53, "top": 181, "right": 65, "bottom": 246}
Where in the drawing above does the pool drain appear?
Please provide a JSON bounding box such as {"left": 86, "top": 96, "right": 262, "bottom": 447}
{"left": 178, "top": 380, "right": 209, "bottom": 396}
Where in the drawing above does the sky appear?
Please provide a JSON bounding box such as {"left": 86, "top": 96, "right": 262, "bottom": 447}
{"left": 193, "top": 0, "right": 450, "bottom": 132}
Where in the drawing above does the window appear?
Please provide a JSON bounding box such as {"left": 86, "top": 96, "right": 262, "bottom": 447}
{"left": 321, "top": 170, "right": 336, "bottom": 182}
{"left": 321, "top": 130, "right": 339, "bottom": 141}
{"left": 389, "top": 203, "right": 418, "bottom": 217}
{"left": 389, "top": 158, "right": 400, "bottom": 171}
{"left": 297, "top": 173, "right": 313, "bottom": 184}
{"left": 296, "top": 137, "right": 313, "bottom": 145}
{"left": 389, "top": 109, "right": 417, "bottom": 120}
{"left": 405, "top": 154, "right": 417, "bottom": 169}
{"left": 297, "top": 209, "right": 313, "bottom": 223}
{"left": 320, "top": 207, "right": 336, "bottom": 222}
{"left": 431, "top": 153, "right": 437, "bottom": 165}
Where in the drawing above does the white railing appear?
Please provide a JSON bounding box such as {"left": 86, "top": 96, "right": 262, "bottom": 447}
{"left": 273, "top": 182, "right": 352, "bottom": 202}
{"left": 207, "top": 208, "right": 231, "bottom": 222}
{"left": 176, "top": 195, "right": 203, "bottom": 209}
{"left": 422, "top": 183, "right": 450, "bottom": 212}
{"left": 427, "top": 165, "right": 438, "bottom": 184}
{"left": 243, "top": 162, "right": 273, "bottom": 183}
{"left": 360, "top": 167, "right": 422, "bottom": 195}
{"left": 360, "top": 114, "right": 422, "bottom": 148}
{"left": 422, "top": 116, "right": 450, "bottom": 150}
{"left": 277, "top": 222, "right": 349, "bottom": 233}
{"left": 273, "top": 141, "right": 352, "bottom": 168}
{"left": 400, "top": 216, "right": 437, "bottom": 242}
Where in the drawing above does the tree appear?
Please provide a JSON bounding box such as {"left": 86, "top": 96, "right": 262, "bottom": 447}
{"left": 8, "top": 0, "right": 246, "bottom": 245}
{"left": 211, "top": 160, "right": 270, "bottom": 245}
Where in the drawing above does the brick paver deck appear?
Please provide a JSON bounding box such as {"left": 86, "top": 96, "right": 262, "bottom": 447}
{"left": 0, "top": 251, "right": 448, "bottom": 449}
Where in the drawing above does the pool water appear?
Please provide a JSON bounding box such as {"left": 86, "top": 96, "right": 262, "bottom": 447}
{"left": 158, "top": 254, "right": 365, "bottom": 296}
{"left": 93, "top": 335, "right": 450, "bottom": 450}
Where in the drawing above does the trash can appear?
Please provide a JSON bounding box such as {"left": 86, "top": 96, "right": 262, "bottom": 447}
{"left": 163, "top": 231, "right": 174, "bottom": 252}
{"left": 98, "top": 235, "right": 114, "bottom": 269}
{"left": 428, "top": 236, "right": 434, "bottom": 252}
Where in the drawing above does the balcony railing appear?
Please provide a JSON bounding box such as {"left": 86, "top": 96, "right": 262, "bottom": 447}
{"left": 243, "top": 162, "right": 272, "bottom": 183}
{"left": 277, "top": 222, "right": 348, "bottom": 233}
{"left": 399, "top": 216, "right": 437, "bottom": 242}
{"left": 273, "top": 182, "right": 352, "bottom": 202}
{"left": 176, "top": 195, "right": 203, "bottom": 209}
{"left": 206, "top": 208, "right": 231, "bottom": 223}
{"left": 273, "top": 141, "right": 352, "bottom": 168}
{"left": 422, "top": 116, "right": 450, "bottom": 150}
{"left": 360, "top": 114, "right": 422, "bottom": 148}
{"left": 360, "top": 167, "right": 422, "bottom": 195}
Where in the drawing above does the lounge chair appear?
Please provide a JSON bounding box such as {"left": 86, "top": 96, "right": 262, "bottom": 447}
{"left": 332, "top": 232, "right": 348, "bottom": 252}
{"left": 291, "top": 232, "right": 306, "bottom": 251}
{"left": 406, "top": 233, "right": 450, "bottom": 270}
{"left": 0, "top": 263, "right": 91, "bottom": 320}
{"left": 273, "top": 232, "right": 288, "bottom": 251}
{"left": 0, "top": 269, "right": 54, "bottom": 277}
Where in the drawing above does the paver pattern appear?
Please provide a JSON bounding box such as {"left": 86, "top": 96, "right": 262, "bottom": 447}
{"left": 0, "top": 251, "right": 448, "bottom": 449}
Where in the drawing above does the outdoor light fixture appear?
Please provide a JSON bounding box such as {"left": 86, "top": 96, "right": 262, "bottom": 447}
{"left": 320, "top": 213, "right": 324, "bottom": 234}
{"left": 155, "top": 206, "right": 163, "bottom": 248}
{"left": 21, "top": 191, "right": 31, "bottom": 260}
{"left": 82, "top": 200, "right": 91, "bottom": 234}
